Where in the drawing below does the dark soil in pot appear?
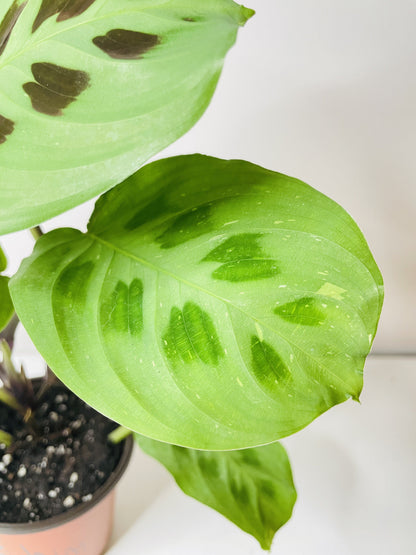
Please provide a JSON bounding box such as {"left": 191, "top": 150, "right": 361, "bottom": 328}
{"left": 0, "top": 381, "right": 122, "bottom": 524}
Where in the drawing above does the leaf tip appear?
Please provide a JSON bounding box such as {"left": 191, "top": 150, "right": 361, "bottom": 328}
{"left": 238, "top": 5, "right": 255, "bottom": 26}
{"left": 259, "top": 538, "right": 273, "bottom": 552}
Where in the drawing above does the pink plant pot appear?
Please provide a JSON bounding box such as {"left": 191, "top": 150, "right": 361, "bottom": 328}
{"left": 0, "top": 435, "right": 133, "bottom": 555}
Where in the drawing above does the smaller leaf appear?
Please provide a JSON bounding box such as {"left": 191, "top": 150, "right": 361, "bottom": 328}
{"left": 136, "top": 436, "right": 297, "bottom": 550}
{"left": 0, "top": 386, "right": 23, "bottom": 411}
{"left": 0, "top": 429, "right": 13, "bottom": 447}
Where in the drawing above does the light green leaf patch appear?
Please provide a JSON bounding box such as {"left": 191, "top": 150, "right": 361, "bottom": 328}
{"left": 10, "top": 155, "right": 384, "bottom": 450}
{"left": 0, "top": 245, "right": 13, "bottom": 332}
{"left": 136, "top": 435, "right": 296, "bottom": 550}
{"left": 0, "top": 0, "right": 253, "bottom": 233}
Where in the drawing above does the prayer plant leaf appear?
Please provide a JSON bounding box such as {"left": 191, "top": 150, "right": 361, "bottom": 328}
{"left": 136, "top": 436, "right": 296, "bottom": 551}
{"left": 0, "top": 0, "right": 253, "bottom": 234}
{"left": 0, "top": 246, "right": 13, "bottom": 332}
{"left": 10, "top": 155, "right": 384, "bottom": 450}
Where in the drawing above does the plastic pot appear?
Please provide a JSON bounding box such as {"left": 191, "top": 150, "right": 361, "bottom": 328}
{"left": 0, "top": 434, "right": 133, "bottom": 555}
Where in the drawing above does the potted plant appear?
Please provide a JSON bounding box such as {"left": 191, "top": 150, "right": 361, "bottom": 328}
{"left": 0, "top": 313, "right": 134, "bottom": 554}
{"left": 0, "top": 0, "right": 383, "bottom": 553}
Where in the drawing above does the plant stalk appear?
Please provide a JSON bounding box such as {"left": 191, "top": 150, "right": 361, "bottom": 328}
{"left": 0, "top": 313, "right": 19, "bottom": 349}
{"left": 108, "top": 426, "right": 132, "bottom": 444}
{"left": 30, "top": 226, "right": 44, "bottom": 240}
{"left": 0, "top": 338, "right": 18, "bottom": 387}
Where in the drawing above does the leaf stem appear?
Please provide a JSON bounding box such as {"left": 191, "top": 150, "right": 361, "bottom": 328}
{"left": 108, "top": 426, "right": 132, "bottom": 444}
{"left": 0, "top": 313, "right": 19, "bottom": 349}
{"left": 30, "top": 226, "right": 44, "bottom": 240}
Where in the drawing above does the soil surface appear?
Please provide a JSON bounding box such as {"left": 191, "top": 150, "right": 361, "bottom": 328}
{"left": 0, "top": 382, "right": 123, "bottom": 523}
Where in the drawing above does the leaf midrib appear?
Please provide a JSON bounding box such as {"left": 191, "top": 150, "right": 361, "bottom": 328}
{"left": 88, "top": 231, "right": 366, "bottom": 393}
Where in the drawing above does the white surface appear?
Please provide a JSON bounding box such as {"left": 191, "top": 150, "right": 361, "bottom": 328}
{"left": 109, "top": 356, "right": 416, "bottom": 554}
{"left": 1, "top": 0, "right": 415, "bottom": 352}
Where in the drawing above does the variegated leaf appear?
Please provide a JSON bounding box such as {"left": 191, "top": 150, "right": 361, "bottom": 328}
{"left": 10, "top": 155, "right": 384, "bottom": 449}
{"left": 136, "top": 435, "right": 296, "bottom": 550}
{"left": 0, "top": 0, "right": 253, "bottom": 233}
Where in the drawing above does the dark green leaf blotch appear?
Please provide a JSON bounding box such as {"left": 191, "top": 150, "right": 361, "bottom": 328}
{"left": 156, "top": 205, "right": 212, "bottom": 249}
{"left": 57, "top": 0, "right": 97, "bottom": 22}
{"left": 198, "top": 454, "right": 220, "bottom": 479}
{"left": 93, "top": 29, "right": 160, "bottom": 60}
{"left": 239, "top": 448, "right": 260, "bottom": 467}
{"left": 100, "top": 279, "right": 143, "bottom": 336}
{"left": 163, "top": 302, "right": 223, "bottom": 366}
{"left": 0, "top": 0, "right": 27, "bottom": 56}
{"left": 274, "top": 296, "right": 326, "bottom": 326}
{"left": 230, "top": 478, "right": 250, "bottom": 505}
{"left": 259, "top": 479, "right": 276, "bottom": 498}
{"left": 203, "top": 233, "right": 280, "bottom": 282}
{"left": 23, "top": 63, "right": 90, "bottom": 116}
{"left": 54, "top": 261, "right": 94, "bottom": 307}
{"left": 125, "top": 193, "right": 170, "bottom": 231}
{"left": 0, "top": 114, "right": 14, "bottom": 145}
{"left": 213, "top": 259, "right": 280, "bottom": 282}
{"left": 203, "top": 233, "right": 264, "bottom": 263}
{"left": 251, "top": 336, "right": 290, "bottom": 389}
{"left": 32, "top": 0, "right": 96, "bottom": 33}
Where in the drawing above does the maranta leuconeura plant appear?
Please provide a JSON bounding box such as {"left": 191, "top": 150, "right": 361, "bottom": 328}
{"left": 0, "top": 1, "right": 383, "bottom": 550}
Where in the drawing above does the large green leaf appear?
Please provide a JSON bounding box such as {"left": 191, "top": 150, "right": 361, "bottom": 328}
{"left": 0, "top": 245, "right": 13, "bottom": 331}
{"left": 10, "top": 155, "right": 384, "bottom": 449}
{"left": 136, "top": 436, "right": 296, "bottom": 550}
{"left": 0, "top": 0, "right": 253, "bottom": 234}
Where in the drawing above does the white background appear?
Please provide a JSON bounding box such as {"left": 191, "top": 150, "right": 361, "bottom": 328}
{"left": 109, "top": 356, "right": 416, "bottom": 554}
{"left": 2, "top": 0, "right": 415, "bottom": 353}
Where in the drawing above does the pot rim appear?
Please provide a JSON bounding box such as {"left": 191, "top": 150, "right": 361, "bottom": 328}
{"left": 0, "top": 433, "right": 133, "bottom": 534}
